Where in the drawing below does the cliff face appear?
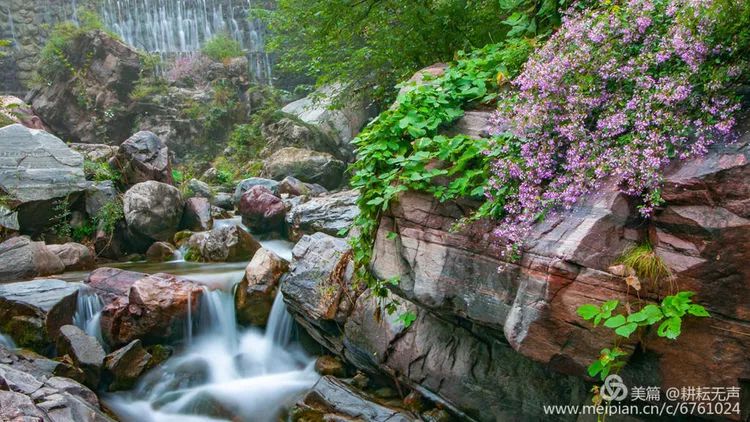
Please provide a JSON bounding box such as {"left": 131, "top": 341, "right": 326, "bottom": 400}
{"left": 281, "top": 109, "right": 750, "bottom": 420}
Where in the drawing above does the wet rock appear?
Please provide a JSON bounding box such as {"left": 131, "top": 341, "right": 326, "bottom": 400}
{"left": 262, "top": 147, "right": 346, "bottom": 190}
{"left": 211, "top": 192, "right": 234, "bottom": 210}
{"left": 0, "top": 236, "right": 65, "bottom": 281}
{"left": 0, "top": 279, "right": 79, "bottom": 353}
{"left": 277, "top": 176, "right": 310, "bottom": 197}
{"left": 233, "top": 177, "right": 280, "bottom": 204}
{"left": 145, "top": 241, "right": 177, "bottom": 263}
{"left": 86, "top": 267, "right": 203, "bottom": 346}
{"left": 104, "top": 339, "right": 152, "bottom": 391}
{"left": 113, "top": 131, "right": 172, "bottom": 186}
{"left": 286, "top": 190, "right": 359, "bottom": 241}
{"left": 56, "top": 325, "right": 105, "bottom": 388}
{"left": 28, "top": 30, "right": 141, "bottom": 146}
{"left": 292, "top": 376, "right": 413, "bottom": 422}
{"left": 314, "top": 355, "right": 346, "bottom": 378}
{"left": 181, "top": 197, "right": 213, "bottom": 232}
{"left": 235, "top": 248, "right": 289, "bottom": 326}
{"left": 0, "top": 124, "right": 89, "bottom": 234}
{"left": 123, "top": 181, "right": 184, "bottom": 242}
{"left": 85, "top": 180, "right": 118, "bottom": 217}
{"left": 69, "top": 143, "right": 119, "bottom": 162}
{"left": 186, "top": 178, "right": 213, "bottom": 199}
{"left": 422, "top": 408, "right": 453, "bottom": 422}
{"left": 185, "top": 225, "right": 261, "bottom": 262}
{"left": 238, "top": 185, "right": 286, "bottom": 233}
{"left": 46, "top": 242, "right": 95, "bottom": 271}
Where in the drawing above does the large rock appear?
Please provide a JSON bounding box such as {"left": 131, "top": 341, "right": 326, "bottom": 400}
{"left": 181, "top": 197, "right": 213, "bottom": 232}
{"left": 104, "top": 339, "right": 152, "bottom": 391}
{"left": 28, "top": 30, "right": 141, "bottom": 146}
{"left": 238, "top": 185, "right": 286, "bottom": 233}
{"left": 69, "top": 143, "right": 119, "bottom": 162}
{"left": 85, "top": 268, "right": 203, "bottom": 347}
{"left": 46, "top": 242, "right": 95, "bottom": 271}
{"left": 235, "top": 248, "right": 289, "bottom": 326}
{"left": 0, "top": 345, "right": 113, "bottom": 421}
{"left": 260, "top": 117, "right": 347, "bottom": 161}
{"left": 233, "top": 177, "right": 280, "bottom": 204}
{"left": 186, "top": 178, "right": 213, "bottom": 199}
{"left": 286, "top": 190, "right": 359, "bottom": 241}
{"left": 0, "top": 96, "right": 47, "bottom": 130}
{"left": 0, "top": 236, "right": 65, "bottom": 281}
{"left": 85, "top": 180, "right": 118, "bottom": 217}
{"left": 113, "top": 131, "right": 172, "bottom": 186}
{"left": 0, "top": 124, "right": 89, "bottom": 234}
{"left": 145, "top": 241, "right": 178, "bottom": 262}
{"left": 185, "top": 225, "right": 261, "bottom": 262}
{"left": 0, "top": 279, "right": 79, "bottom": 353}
{"left": 123, "top": 181, "right": 184, "bottom": 242}
{"left": 262, "top": 147, "right": 346, "bottom": 190}
{"left": 291, "top": 376, "right": 413, "bottom": 422}
{"left": 56, "top": 325, "right": 105, "bottom": 388}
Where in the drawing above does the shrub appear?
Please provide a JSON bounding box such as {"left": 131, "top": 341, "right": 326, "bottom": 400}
{"left": 617, "top": 243, "right": 670, "bottom": 283}
{"left": 83, "top": 160, "right": 120, "bottom": 182}
{"left": 201, "top": 34, "right": 244, "bottom": 61}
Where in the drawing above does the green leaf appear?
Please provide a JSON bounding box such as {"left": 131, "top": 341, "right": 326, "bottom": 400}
{"left": 687, "top": 304, "right": 710, "bottom": 317}
{"left": 386, "top": 231, "right": 398, "bottom": 240}
{"left": 615, "top": 322, "right": 638, "bottom": 338}
{"left": 601, "top": 300, "right": 619, "bottom": 313}
{"left": 396, "top": 311, "right": 417, "bottom": 328}
{"left": 366, "top": 197, "right": 385, "bottom": 206}
{"left": 657, "top": 317, "right": 682, "bottom": 340}
{"left": 587, "top": 359, "right": 604, "bottom": 377}
{"left": 576, "top": 304, "right": 600, "bottom": 320}
{"left": 604, "top": 314, "right": 627, "bottom": 328}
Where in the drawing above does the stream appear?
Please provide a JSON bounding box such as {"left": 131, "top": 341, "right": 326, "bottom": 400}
{"left": 65, "top": 219, "right": 318, "bottom": 422}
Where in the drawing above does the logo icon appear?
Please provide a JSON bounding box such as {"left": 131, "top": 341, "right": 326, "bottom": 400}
{"left": 601, "top": 375, "right": 628, "bottom": 401}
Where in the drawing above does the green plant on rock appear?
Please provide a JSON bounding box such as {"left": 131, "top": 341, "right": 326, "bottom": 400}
{"left": 94, "top": 198, "right": 124, "bottom": 236}
{"left": 616, "top": 243, "right": 670, "bottom": 285}
{"left": 83, "top": 160, "right": 121, "bottom": 182}
{"left": 50, "top": 197, "right": 73, "bottom": 239}
{"left": 201, "top": 33, "right": 244, "bottom": 62}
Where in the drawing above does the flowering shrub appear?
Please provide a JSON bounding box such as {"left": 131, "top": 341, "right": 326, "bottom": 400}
{"left": 486, "top": 0, "right": 747, "bottom": 254}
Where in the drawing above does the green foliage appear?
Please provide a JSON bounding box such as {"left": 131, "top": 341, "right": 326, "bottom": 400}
{"left": 395, "top": 310, "right": 417, "bottom": 328}
{"left": 201, "top": 33, "right": 244, "bottom": 61}
{"left": 349, "top": 39, "right": 535, "bottom": 303}
{"left": 130, "top": 79, "right": 169, "bottom": 101}
{"left": 617, "top": 243, "right": 671, "bottom": 284}
{"left": 0, "top": 39, "right": 11, "bottom": 58}
{"left": 83, "top": 160, "right": 120, "bottom": 182}
{"left": 262, "top": 0, "right": 565, "bottom": 106}
{"left": 50, "top": 197, "right": 73, "bottom": 239}
{"left": 172, "top": 169, "right": 185, "bottom": 185}
{"left": 577, "top": 292, "right": 710, "bottom": 380}
{"left": 94, "top": 198, "right": 124, "bottom": 235}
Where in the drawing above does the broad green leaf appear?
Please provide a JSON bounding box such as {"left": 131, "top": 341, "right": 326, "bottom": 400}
{"left": 687, "top": 304, "right": 710, "bottom": 317}
{"left": 604, "top": 314, "right": 627, "bottom": 328}
{"left": 577, "top": 304, "right": 600, "bottom": 320}
{"left": 657, "top": 317, "right": 682, "bottom": 340}
{"left": 615, "top": 322, "right": 638, "bottom": 338}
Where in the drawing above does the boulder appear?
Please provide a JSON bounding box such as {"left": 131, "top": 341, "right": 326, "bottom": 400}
{"left": 187, "top": 178, "right": 213, "bottom": 199}
{"left": 46, "top": 242, "right": 95, "bottom": 271}
{"left": 0, "top": 124, "right": 89, "bottom": 234}
{"left": 235, "top": 248, "right": 289, "bottom": 326}
{"left": 314, "top": 355, "right": 346, "bottom": 378}
{"left": 113, "top": 131, "right": 172, "bottom": 186}
{"left": 69, "top": 143, "right": 119, "bottom": 162}
{"left": 233, "top": 177, "right": 280, "bottom": 204}
{"left": 291, "top": 376, "right": 412, "bottom": 422}
{"left": 286, "top": 190, "right": 359, "bottom": 241}
{"left": 185, "top": 225, "right": 261, "bottom": 262}
{"left": 262, "top": 147, "right": 346, "bottom": 190}
{"left": 123, "top": 181, "right": 184, "bottom": 242}
{"left": 277, "top": 176, "right": 314, "bottom": 197}
{"left": 56, "top": 325, "right": 105, "bottom": 388}
{"left": 85, "top": 268, "right": 203, "bottom": 347}
{"left": 0, "top": 96, "right": 47, "bottom": 130}
{"left": 0, "top": 236, "right": 65, "bottom": 281}
{"left": 0, "top": 345, "right": 113, "bottom": 421}
{"left": 0, "top": 279, "right": 79, "bottom": 353}
{"left": 104, "top": 339, "right": 152, "bottom": 391}
{"left": 28, "top": 30, "right": 141, "bottom": 146}
{"left": 238, "top": 185, "right": 286, "bottom": 233}
{"left": 85, "top": 181, "right": 118, "bottom": 217}
{"left": 260, "top": 117, "right": 346, "bottom": 161}
{"left": 211, "top": 192, "right": 234, "bottom": 210}
{"left": 145, "top": 241, "right": 177, "bottom": 263}
{"left": 181, "top": 197, "right": 213, "bottom": 232}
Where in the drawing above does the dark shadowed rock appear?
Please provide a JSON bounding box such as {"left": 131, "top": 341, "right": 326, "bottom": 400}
{"left": 211, "top": 192, "right": 234, "bottom": 210}
{"left": 286, "top": 190, "right": 359, "bottom": 241}
{"left": 238, "top": 185, "right": 286, "bottom": 233}
{"left": 185, "top": 225, "right": 261, "bottom": 262}
{"left": 235, "top": 248, "right": 289, "bottom": 326}
{"left": 0, "top": 279, "right": 79, "bottom": 353}
{"left": 70, "top": 143, "right": 119, "bottom": 162}
{"left": 314, "top": 355, "right": 346, "bottom": 378}
{"left": 291, "top": 376, "right": 413, "bottom": 422}
{"left": 124, "top": 181, "right": 184, "bottom": 242}
{"left": 262, "top": 147, "right": 346, "bottom": 190}
{"left": 56, "top": 325, "right": 105, "bottom": 388}
{"left": 145, "top": 241, "right": 177, "bottom": 263}
{"left": 0, "top": 236, "right": 65, "bottom": 281}
{"left": 46, "top": 242, "right": 95, "bottom": 271}
{"left": 233, "top": 177, "right": 280, "bottom": 204}
{"left": 113, "top": 131, "right": 172, "bottom": 186}
{"left": 104, "top": 339, "right": 151, "bottom": 391}
{"left": 85, "top": 180, "right": 118, "bottom": 217}
{"left": 181, "top": 197, "right": 213, "bottom": 232}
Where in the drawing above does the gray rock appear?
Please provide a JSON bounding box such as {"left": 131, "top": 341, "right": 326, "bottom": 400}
{"left": 286, "top": 190, "right": 359, "bottom": 241}
{"left": 85, "top": 180, "right": 118, "bottom": 217}
{"left": 187, "top": 178, "right": 213, "bottom": 199}
{"left": 113, "top": 131, "right": 172, "bottom": 186}
{"left": 277, "top": 176, "right": 310, "bottom": 197}
{"left": 56, "top": 325, "right": 105, "bottom": 389}
{"left": 104, "top": 339, "right": 151, "bottom": 391}
{"left": 185, "top": 225, "right": 261, "bottom": 262}
{"left": 69, "top": 143, "right": 119, "bottom": 162}
{"left": 145, "top": 241, "right": 177, "bottom": 263}
{"left": 46, "top": 242, "right": 95, "bottom": 271}
{"left": 181, "top": 197, "right": 213, "bottom": 232}
{"left": 123, "top": 181, "right": 184, "bottom": 242}
{"left": 0, "top": 236, "right": 65, "bottom": 281}
{"left": 211, "top": 192, "right": 234, "bottom": 210}
{"left": 0, "top": 279, "right": 79, "bottom": 353}
{"left": 262, "top": 147, "right": 346, "bottom": 190}
{"left": 233, "top": 177, "right": 280, "bottom": 204}
{"left": 260, "top": 117, "right": 346, "bottom": 161}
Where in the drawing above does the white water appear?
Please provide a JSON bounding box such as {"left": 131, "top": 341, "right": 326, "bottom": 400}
{"left": 108, "top": 287, "right": 318, "bottom": 422}
{"left": 73, "top": 288, "right": 105, "bottom": 345}
{"left": 0, "top": 333, "right": 16, "bottom": 349}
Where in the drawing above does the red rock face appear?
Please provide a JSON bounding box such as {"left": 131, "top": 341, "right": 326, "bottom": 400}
{"left": 238, "top": 185, "right": 286, "bottom": 233}
{"left": 86, "top": 268, "right": 203, "bottom": 347}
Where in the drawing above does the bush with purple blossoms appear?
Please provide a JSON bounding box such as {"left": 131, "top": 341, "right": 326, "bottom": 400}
{"left": 486, "top": 0, "right": 748, "bottom": 255}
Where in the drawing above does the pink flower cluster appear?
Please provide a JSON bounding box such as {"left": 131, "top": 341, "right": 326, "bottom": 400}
{"left": 487, "top": 0, "right": 744, "bottom": 255}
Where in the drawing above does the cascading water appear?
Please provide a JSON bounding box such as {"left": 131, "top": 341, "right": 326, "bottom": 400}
{"left": 0, "top": 333, "right": 16, "bottom": 349}
{"left": 73, "top": 288, "right": 105, "bottom": 346}
{"left": 107, "top": 264, "right": 318, "bottom": 421}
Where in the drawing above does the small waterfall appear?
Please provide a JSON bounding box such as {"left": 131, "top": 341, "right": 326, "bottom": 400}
{"left": 73, "top": 288, "right": 105, "bottom": 346}
{"left": 0, "top": 333, "right": 16, "bottom": 349}
{"left": 266, "top": 292, "right": 293, "bottom": 348}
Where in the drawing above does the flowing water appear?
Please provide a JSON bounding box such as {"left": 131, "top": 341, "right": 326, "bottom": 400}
{"left": 0, "top": 333, "right": 15, "bottom": 349}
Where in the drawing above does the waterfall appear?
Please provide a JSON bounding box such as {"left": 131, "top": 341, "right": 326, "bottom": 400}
{"left": 266, "top": 292, "right": 294, "bottom": 348}
{"left": 73, "top": 288, "right": 105, "bottom": 346}
{"left": 0, "top": 333, "right": 15, "bottom": 349}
